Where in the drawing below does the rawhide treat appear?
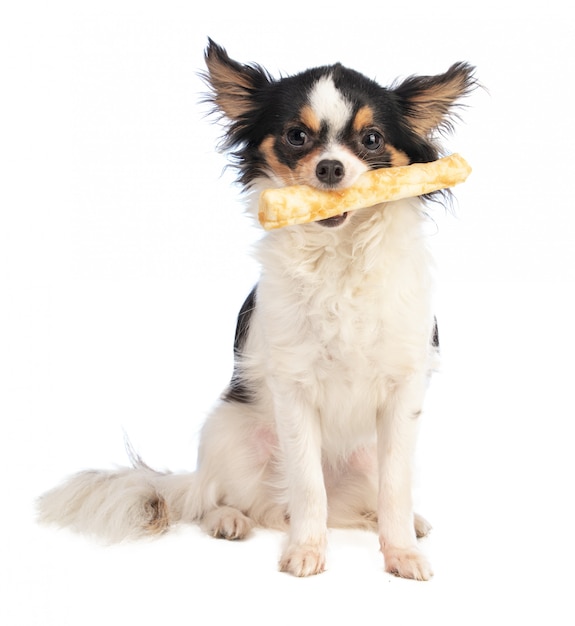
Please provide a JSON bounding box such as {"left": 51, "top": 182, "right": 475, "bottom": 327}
{"left": 258, "top": 153, "right": 471, "bottom": 230}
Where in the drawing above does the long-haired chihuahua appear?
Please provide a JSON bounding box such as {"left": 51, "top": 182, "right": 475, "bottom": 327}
{"left": 38, "top": 40, "right": 476, "bottom": 580}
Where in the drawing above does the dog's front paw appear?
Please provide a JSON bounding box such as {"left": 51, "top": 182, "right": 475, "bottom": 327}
{"left": 383, "top": 546, "right": 433, "bottom": 581}
{"left": 279, "top": 542, "right": 326, "bottom": 577}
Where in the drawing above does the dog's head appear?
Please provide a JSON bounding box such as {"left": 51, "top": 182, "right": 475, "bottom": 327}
{"left": 203, "top": 40, "right": 476, "bottom": 228}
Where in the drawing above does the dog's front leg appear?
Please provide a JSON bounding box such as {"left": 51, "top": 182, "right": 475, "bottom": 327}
{"left": 273, "top": 385, "right": 327, "bottom": 577}
{"left": 377, "top": 373, "right": 433, "bottom": 581}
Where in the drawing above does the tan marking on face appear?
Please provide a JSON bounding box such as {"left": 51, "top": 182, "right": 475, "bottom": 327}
{"left": 353, "top": 105, "right": 374, "bottom": 132}
{"left": 260, "top": 137, "right": 366, "bottom": 188}
{"left": 299, "top": 105, "right": 321, "bottom": 133}
{"left": 260, "top": 137, "right": 321, "bottom": 186}
{"left": 386, "top": 145, "right": 410, "bottom": 166}
{"left": 293, "top": 151, "right": 323, "bottom": 186}
{"left": 260, "top": 136, "right": 297, "bottom": 184}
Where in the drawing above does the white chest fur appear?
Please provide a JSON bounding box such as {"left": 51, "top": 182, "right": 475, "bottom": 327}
{"left": 247, "top": 199, "right": 436, "bottom": 455}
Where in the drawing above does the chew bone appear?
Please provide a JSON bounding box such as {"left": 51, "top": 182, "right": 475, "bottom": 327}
{"left": 258, "top": 153, "right": 471, "bottom": 230}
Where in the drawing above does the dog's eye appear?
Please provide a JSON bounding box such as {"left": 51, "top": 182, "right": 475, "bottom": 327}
{"left": 285, "top": 128, "right": 309, "bottom": 147}
{"left": 361, "top": 131, "right": 384, "bottom": 151}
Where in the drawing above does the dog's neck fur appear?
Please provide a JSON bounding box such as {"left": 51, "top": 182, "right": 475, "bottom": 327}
{"left": 252, "top": 196, "right": 435, "bottom": 391}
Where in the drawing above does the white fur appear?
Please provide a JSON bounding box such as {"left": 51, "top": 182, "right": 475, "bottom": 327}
{"left": 308, "top": 75, "right": 352, "bottom": 139}
{"left": 38, "top": 195, "right": 436, "bottom": 580}
{"left": 306, "top": 76, "right": 366, "bottom": 187}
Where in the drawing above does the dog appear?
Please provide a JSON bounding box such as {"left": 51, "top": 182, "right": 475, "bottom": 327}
{"left": 38, "top": 40, "right": 476, "bottom": 580}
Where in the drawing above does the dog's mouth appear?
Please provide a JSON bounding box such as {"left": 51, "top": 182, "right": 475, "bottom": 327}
{"left": 316, "top": 212, "right": 349, "bottom": 228}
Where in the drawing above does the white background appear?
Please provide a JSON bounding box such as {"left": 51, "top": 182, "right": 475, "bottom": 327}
{"left": 2, "top": 1, "right": 574, "bottom": 624}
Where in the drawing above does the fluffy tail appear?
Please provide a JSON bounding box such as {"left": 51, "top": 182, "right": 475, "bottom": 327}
{"left": 36, "top": 447, "right": 201, "bottom": 544}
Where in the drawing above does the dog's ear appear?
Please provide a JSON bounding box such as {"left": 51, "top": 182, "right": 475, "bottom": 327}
{"left": 393, "top": 62, "right": 477, "bottom": 137}
{"left": 203, "top": 39, "right": 272, "bottom": 121}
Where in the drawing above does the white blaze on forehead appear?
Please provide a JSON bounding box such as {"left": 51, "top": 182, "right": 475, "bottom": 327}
{"left": 308, "top": 75, "right": 352, "bottom": 138}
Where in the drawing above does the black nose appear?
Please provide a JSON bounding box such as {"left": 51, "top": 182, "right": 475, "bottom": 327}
{"left": 315, "top": 159, "right": 345, "bottom": 185}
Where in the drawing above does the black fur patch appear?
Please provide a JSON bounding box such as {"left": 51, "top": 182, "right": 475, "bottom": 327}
{"left": 432, "top": 317, "right": 439, "bottom": 349}
{"left": 223, "top": 285, "right": 257, "bottom": 404}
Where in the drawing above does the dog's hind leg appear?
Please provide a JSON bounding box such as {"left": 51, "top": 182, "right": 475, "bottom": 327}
{"left": 325, "top": 448, "right": 432, "bottom": 538}
{"left": 414, "top": 512, "right": 432, "bottom": 538}
{"left": 192, "top": 398, "right": 289, "bottom": 543}
{"left": 200, "top": 506, "right": 255, "bottom": 540}
{"left": 325, "top": 446, "right": 379, "bottom": 531}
